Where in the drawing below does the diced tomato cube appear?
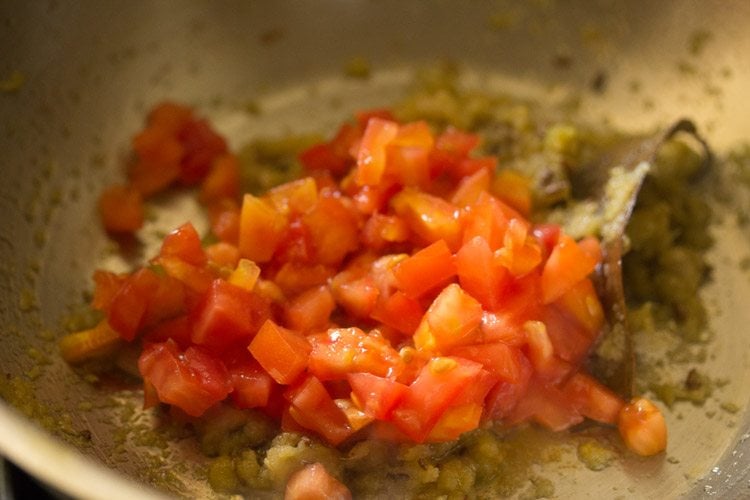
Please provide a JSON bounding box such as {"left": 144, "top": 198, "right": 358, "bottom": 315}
{"left": 138, "top": 339, "right": 231, "bottom": 417}
{"left": 541, "top": 234, "right": 598, "bottom": 304}
{"left": 370, "top": 291, "right": 424, "bottom": 335}
{"left": 484, "top": 352, "right": 533, "bottom": 420}
{"left": 414, "top": 284, "right": 482, "bottom": 353}
{"left": 227, "top": 356, "right": 275, "bottom": 409}
{"left": 554, "top": 278, "right": 605, "bottom": 336}
{"left": 108, "top": 267, "right": 161, "bottom": 340}
{"left": 495, "top": 218, "right": 542, "bottom": 277}
{"left": 285, "top": 375, "right": 353, "bottom": 445}
{"left": 456, "top": 236, "right": 510, "bottom": 310}
{"left": 191, "top": 279, "right": 271, "bottom": 352}
{"left": 238, "top": 194, "right": 287, "bottom": 263}
{"left": 266, "top": 177, "right": 318, "bottom": 216}
{"left": 302, "top": 195, "right": 359, "bottom": 265}
{"left": 248, "top": 319, "right": 310, "bottom": 385}
{"left": 348, "top": 372, "right": 409, "bottom": 420}
{"left": 156, "top": 255, "right": 214, "bottom": 295}
{"left": 462, "top": 192, "right": 512, "bottom": 250}
{"left": 199, "top": 154, "right": 241, "bottom": 204}
{"left": 390, "top": 357, "right": 484, "bottom": 442}
{"left": 541, "top": 304, "right": 595, "bottom": 365}
{"left": 354, "top": 117, "right": 399, "bottom": 186}
{"left": 91, "top": 270, "right": 127, "bottom": 312}
{"left": 284, "top": 285, "right": 335, "bottom": 332}
{"left": 391, "top": 188, "right": 462, "bottom": 250}
{"left": 393, "top": 239, "right": 456, "bottom": 299}
{"left": 449, "top": 342, "right": 526, "bottom": 383}
{"left": 98, "top": 185, "right": 144, "bottom": 233}
{"left": 450, "top": 166, "right": 491, "bottom": 208}
{"left": 159, "top": 222, "right": 207, "bottom": 267}
{"left": 331, "top": 273, "right": 380, "bottom": 319}
{"left": 492, "top": 169, "right": 532, "bottom": 216}
{"left": 308, "top": 327, "right": 404, "bottom": 381}
{"left": 362, "top": 213, "right": 410, "bottom": 250}
{"left": 562, "top": 372, "right": 624, "bottom": 425}
{"left": 273, "top": 262, "right": 335, "bottom": 296}
{"left": 285, "top": 463, "right": 353, "bottom": 500}
{"left": 505, "top": 378, "right": 584, "bottom": 432}
{"left": 205, "top": 242, "right": 241, "bottom": 269}
{"left": 178, "top": 118, "right": 228, "bottom": 185}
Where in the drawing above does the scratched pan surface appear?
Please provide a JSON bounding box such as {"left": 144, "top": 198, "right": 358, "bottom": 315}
{"left": 1, "top": 1, "right": 750, "bottom": 498}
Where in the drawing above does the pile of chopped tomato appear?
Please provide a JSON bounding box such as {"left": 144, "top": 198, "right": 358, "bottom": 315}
{"left": 64, "top": 103, "right": 666, "bottom": 455}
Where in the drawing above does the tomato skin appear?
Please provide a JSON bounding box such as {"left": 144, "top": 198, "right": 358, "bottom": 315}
{"left": 248, "top": 320, "right": 311, "bottom": 385}
{"left": 393, "top": 239, "right": 456, "bottom": 299}
{"left": 348, "top": 372, "right": 409, "bottom": 420}
{"left": 191, "top": 279, "right": 271, "bottom": 352}
{"left": 138, "top": 339, "right": 231, "bottom": 417}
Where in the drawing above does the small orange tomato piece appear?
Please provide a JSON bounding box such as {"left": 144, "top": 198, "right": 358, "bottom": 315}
{"left": 541, "top": 234, "right": 598, "bottom": 304}
{"left": 284, "top": 285, "right": 336, "bottom": 332}
{"left": 199, "top": 154, "right": 241, "bottom": 204}
{"left": 393, "top": 239, "right": 456, "bottom": 299}
{"left": 492, "top": 169, "right": 533, "bottom": 216}
{"left": 354, "top": 117, "right": 399, "bottom": 186}
{"left": 618, "top": 397, "right": 667, "bottom": 456}
{"left": 238, "top": 193, "right": 287, "bottom": 263}
{"left": 248, "top": 320, "right": 311, "bottom": 385}
{"left": 98, "top": 184, "right": 144, "bottom": 233}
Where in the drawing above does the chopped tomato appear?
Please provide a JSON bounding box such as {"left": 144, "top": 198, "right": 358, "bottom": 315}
{"left": 98, "top": 185, "right": 144, "bottom": 233}
{"left": 456, "top": 236, "right": 510, "bottom": 310}
{"left": 199, "top": 153, "right": 240, "bottom": 204}
{"left": 391, "top": 188, "right": 462, "bottom": 250}
{"left": 390, "top": 357, "right": 484, "bottom": 442}
{"left": 266, "top": 177, "right": 318, "bottom": 216}
{"left": 238, "top": 194, "right": 287, "bottom": 263}
{"left": 348, "top": 372, "right": 409, "bottom": 420}
{"left": 492, "top": 169, "right": 532, "bottom": 216}
{"left": 505, "top": 378, "right": 583, "bottom": 431}
{"left": 308, "top": 328, "right": 403, "bottom": 381}
{"left": 159, "top": 222, "right": 207, "bottom": 267}
{"left": 178, "top": 118, "right": 228, "bottom": 185}
{"left": 302, "top": 195, "right": 359, "bottom": 265}
{"left": 285, "top": 375, "right": 353, "bottom": 445}
{"left": 392, "top": 239, "right": 456, "bottom": 299}
{"left": 414, "top": 284, "right": 483, "bottom": 353}
{"left": 370, "top": 291, "right": 424, "bottom": 335}
{"left": 541, "top": 234, "right": 598, "bottom": 304}
{"left": 138, "top": 339, "right": 231, "bottom": 417}
{"left": 284, "top": 462, "right": 352, "bottom": 500}
{"left": 191, "top": 279, "right": 271, "bottom": 352}
{"left": 284, "top": 285, "right": 335, "bottom": 332}
{"left": 248, "top": 319, "right": 311, "bottom": 385}
{"left": 562, "top": 372, "right": 624, "bottom": 425}
{"left": 226, "top": 354, "right": 275, "bottom": 409}
{"left": 354, "top": 117, "right": 399, "bottom": 186}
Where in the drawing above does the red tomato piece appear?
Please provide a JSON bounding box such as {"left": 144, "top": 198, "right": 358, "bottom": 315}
{"left": 227, "top": 356, "right": 275, "bottom": 410}
{"left": 414, "top": 284, "right": 483, "bottom": 353}
{"left": 273, "top": 262, "right": 335, "bottom": 296}
{"left": 238, "top": 193, "right": 287, "bottom": 263}
{"left": 553, "top": 278, "right": 605, "bottom": 336}
{"left": 302, "top": 195, "right": 359, "bottom": 265}
{"left": 505, "top": 378, "right": 584, "bottom": 432}
{"left": 138, "top": 339, "right": 231, "bottom": 417}
{"left": 91, "top": 270, "right": 127, "bottom": 312}
{"left": 205, "top": 242, "right": 241, "bottom": 269}
{"left": 541, "top": 234, "right": 598, "bottom": 304}
{"left": 430, "top": 127, "right": 481, "bottom": 178}
{"left": 285, "top": 463, "right": 352, "bottom": 500}
{"left": 427, "top": 368, "right": 497, "bottom": 442}
{"left": 266, "top": 177, "right": 318, "bottom": 216}
{"left": 495, "top": 218, "right": 542, "bottom": 277}
{"left": 562, "top": 371, "right": 624, "bottom": 425}
{"left": 541, "top": 304, "right": 595, "bottom": 366}
{"left": 390, "top": 356, "right": 484, "bottom": 443}
{"left": 330, "top": 273, "right": 379, "bottom": 319}
{"left": 159, "top": 222, "right": 207, "bottom": 267}
{"left": 148, "top": 101, "right": 193, "bottom": 133}
{"left": 484, "top": 352, "right": 533, "bottom": 420}
{"left": 391, "top": 188, "right": 462, "bottom": 250}
{"left": 98, "top": 185, "right": 144, "bottom": 233}
{"left": 532, "top": 223, "right": 561, "bottom": 260}
{"left": 285, "top": 375, "right": 353, "bottom": 445}
{"left": 354, "top": 117, "right": 399, "bottom": 186}
{"left": 143, "top": 315, "right": 192, "bottom": 349}
{"left": 199, "top": 154, "right": 241, "bottom": 204}
{"left": 107, "top": 267, "right": 161, "bottom": 341}
{"left": 479, "top": 311, "right": 527, "bottom": 347}
{"left": 456, "top": 236, "right": 510, "bottom": 310}
{"left": 308, "top": 327, "right": 404, "bottom": 381}
{"left": 284, "top": 285, "right": 336, "bottom": 332}
{"left": 191, "top": 279, "right": 271, "bottom": 352}
{"left": 462, "top": 192, "right": 512, "bottom": 250}
{"left": 450, "top": 166, "right": 492, "bottom": 208}
{"left": 248, "top": 320, "right": 311, "bottom": 385}
{"left": 156, "top": 255, "right": 214, "bottom": 295}
{"left": 299, "top": 142, "right": 349, "bottom": 175}
{"left": 347, "top": 372, "right": 409, "bottom": 420}
{"left": 178, "top": 118, "right": 228, "bottom": 185}
{"left": 449, "top": 342, "right": 525, "bottom": 383}
{"left": 492, "top": 169, "right": 532, "bottom": 216}
{"left": 370, "top": 291, "right": 424, "bottom": 335}
{"left": 393, "top": 239, "right": 456, "bottom": 299}
{"left": 208, "top": 198, "right": 241, "bottom": 244}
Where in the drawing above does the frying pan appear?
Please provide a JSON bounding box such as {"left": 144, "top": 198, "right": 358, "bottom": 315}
{"left": 2, "top": 1, "right": 750, "bottom": 498}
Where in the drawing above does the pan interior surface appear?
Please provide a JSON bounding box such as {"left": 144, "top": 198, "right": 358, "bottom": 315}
{"left": 1, "top": 1, "right": 750, "bottom": 498}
